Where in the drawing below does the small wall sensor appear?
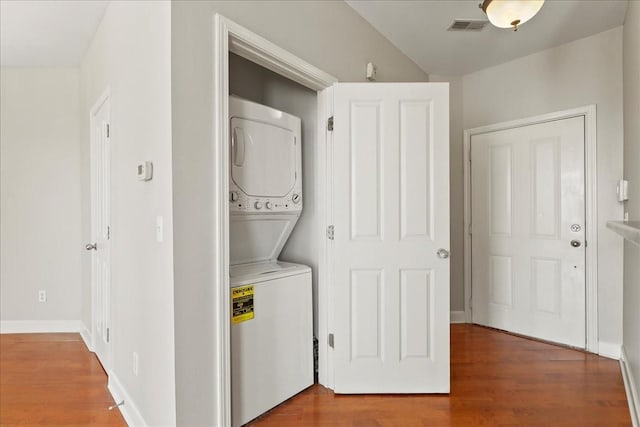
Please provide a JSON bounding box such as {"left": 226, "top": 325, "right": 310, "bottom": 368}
{"left": 366, "top": 62, "right": 377, "bottom": 81}
{"left": 617, "top": 179, "right": 629, "bottom": 202}
{"left": 137, "top": 161, "right": 153, "bottom": 181}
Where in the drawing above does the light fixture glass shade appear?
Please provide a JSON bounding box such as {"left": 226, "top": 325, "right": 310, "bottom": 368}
{"left": 483, "top": 0, "right": 545, "bottom": 29}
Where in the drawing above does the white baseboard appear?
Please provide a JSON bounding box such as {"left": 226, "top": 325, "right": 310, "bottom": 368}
{"left": 621, "top": 347, "right": 640, "bottom": 427}
{"left": 450, "top": 311, "right": 467, "bottom": 324}
{"left": 599, "top": 341, "right": 622, "bottom": 360}
{"left": 80, "top": 323, "right": 93, "bottom": 352}
{"left": 108, "top": 372, "right": 147, "bottom": 427}
{"left": 0, "top": 320, "right": 84, "bottom": 334}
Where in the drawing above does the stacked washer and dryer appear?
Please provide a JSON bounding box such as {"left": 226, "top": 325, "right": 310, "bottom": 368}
{"left": 228, "top": 95, "right": 313, "bottom": 427}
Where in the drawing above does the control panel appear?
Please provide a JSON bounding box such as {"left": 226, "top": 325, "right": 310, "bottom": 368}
{"left": 229, "top": 190, "right": 302, "bottom": 213}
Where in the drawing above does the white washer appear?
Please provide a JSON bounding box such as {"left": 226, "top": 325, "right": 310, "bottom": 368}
{"left": 228, "top": 97, "right": 313, "bottom": 426}
{"left": 230, "top": 262, "right": 313, "bottom": 427}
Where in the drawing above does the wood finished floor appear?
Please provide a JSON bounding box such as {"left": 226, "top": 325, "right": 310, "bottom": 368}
{"left": 0, "top": 333, "right": 126, "bottom": 426}
{"left": 0, "top": 325, "right": 631, "bottom": 426}
{"left": 250, "top": 325, "right": 631, "bottom": 427}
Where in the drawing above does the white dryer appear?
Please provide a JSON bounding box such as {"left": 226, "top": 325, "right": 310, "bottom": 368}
{"left": 228, "top": 96, "right": 313, "bottom": 427}
{"left": 229, "top": 95, "right": 303, "bottom": 266}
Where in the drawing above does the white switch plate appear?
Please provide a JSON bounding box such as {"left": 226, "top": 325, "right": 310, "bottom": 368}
{"left": 38, "top": 290, "right": 46, "bottom": 303}
{"left": 156, "top": 216, "right": 164, "bottom": 242}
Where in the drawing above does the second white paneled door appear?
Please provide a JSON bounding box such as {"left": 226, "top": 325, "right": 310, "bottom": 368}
{"left": 471, "top": 117, "right": 586, "bottom": 348}
{"left": 331, "top": 83, "right": 450, "bottom": 393}
{"left": 89, "top": 94, "right": 112, "bottom": 372}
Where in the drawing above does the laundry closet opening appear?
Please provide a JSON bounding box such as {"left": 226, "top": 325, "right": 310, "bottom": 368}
{"left": 229, "top": 53, "right": 320, "bottom": 306}
{"left": 228, "top": 52, "right": 322, "bottom": 427}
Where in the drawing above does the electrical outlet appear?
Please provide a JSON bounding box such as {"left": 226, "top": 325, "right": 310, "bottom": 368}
{"left": 38, "top": 290, "right": 46, "bottom": 303}
{"left": 133, "top": 352, "right": 139, "bottom": 376}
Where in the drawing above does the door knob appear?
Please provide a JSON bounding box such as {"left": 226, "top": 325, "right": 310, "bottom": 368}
{"left": 437, "top": 248, "right": 450, "bottom": 259}
{"left": 570, "top": 240, "right": 581, "bottom": 248}
{"left": 85, "top": 243, "right": 97, "bottom": 251}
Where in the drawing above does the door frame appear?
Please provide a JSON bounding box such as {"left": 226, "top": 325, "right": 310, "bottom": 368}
{"left": 88, "top": 87, "right": 112, "bottom": 366}
{"left": 212, "top": 14, "right": 338, "bottom": 426}
{"left": 463, "top": 105, "right": 598, "bottom": 353}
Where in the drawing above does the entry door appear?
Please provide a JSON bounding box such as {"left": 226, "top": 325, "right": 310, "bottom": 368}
{"left": 471, "top": 117, "right": 586, "bottom": 348}
{"left": 331, "top": 83, "right": 450, "bottom": 393}
{"left": 89, "top": 96, "right": 112, "bottom": 371}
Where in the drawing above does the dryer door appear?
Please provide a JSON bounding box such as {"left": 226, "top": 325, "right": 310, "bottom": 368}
{"left": 231, "top": 118, "right": 297, "bottom": 198}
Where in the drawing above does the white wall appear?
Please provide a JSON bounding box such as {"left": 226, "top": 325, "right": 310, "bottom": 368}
{"left": 429, "top": 74, "right": 464, "bottom": 312}
{"left": 172, "top": 2, "right": 428, "bottom": 425}
{"left": 0, "top": 68, "right": 83, "bottom": 327}
{"left": 622, "top": 0, "right": 640, "bottom": 416}
{"left": 229, "top": 53, "right": 266, "bottom": 103}
{"left": 463, "top": 27, "right": 625, "bottom": 348}
{"left": 80, "top": 1, "right": 175, "bottom": 425}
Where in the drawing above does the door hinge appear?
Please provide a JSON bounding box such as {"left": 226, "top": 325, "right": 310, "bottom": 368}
{"left": 107, "top": 226, "right": 111, "bottom": 240}
{"left": 106, "top": 123, "right": 110, "bottom": 139}
{"left": 328, "top": 333, "right": 334, "bottom": 348}
{"left": 327, "top": 225, "right": 335, "bottom": 240}
{"left": 327, "top": 116, "right": 334, "bottom": 131}
{"left": 106, "top": 327, "right": 110, "bottom": 343}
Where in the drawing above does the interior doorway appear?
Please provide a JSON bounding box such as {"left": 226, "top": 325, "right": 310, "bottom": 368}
{"left": 464, "top": 106, "right": 598, "bottom": 352}
{"left": 471, "top": 116, "right": 586, "bottom": 347}
{"left": 211, "top": 15, "right": 337, "bottom": 425}
{"left": 88, "top": 89, "right": 112, "bottom": 372}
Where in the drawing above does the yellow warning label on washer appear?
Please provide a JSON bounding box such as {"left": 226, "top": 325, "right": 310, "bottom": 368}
{"left": 232, "top": 285, "right": 254, "bottom": 324}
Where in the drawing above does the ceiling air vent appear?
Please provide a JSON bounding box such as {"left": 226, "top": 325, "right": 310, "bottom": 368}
{"left": 447, "top": 19, "right": 489, "bottom": 32}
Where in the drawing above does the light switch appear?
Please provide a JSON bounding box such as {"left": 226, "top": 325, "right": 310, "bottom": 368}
{"left": 156, "top": 216, "right": 164, "bottom": 242}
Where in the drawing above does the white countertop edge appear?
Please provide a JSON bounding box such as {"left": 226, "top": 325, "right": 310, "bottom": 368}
{"left": 606, "top": 221, "right": 640, "bottom": 246}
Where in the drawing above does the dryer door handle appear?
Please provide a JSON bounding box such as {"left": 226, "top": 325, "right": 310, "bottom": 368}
{"left": 233, "top": 127, "right": 246, "bottom": 167}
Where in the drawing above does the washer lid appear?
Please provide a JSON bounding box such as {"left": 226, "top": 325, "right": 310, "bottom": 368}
{"left": 231, "top": 118, "right": 297, "bottom": 198}
{"left": 230, "top": 261, "right": 311, "bottom": 286}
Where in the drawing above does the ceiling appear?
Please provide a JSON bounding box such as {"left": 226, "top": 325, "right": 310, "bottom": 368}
{"left": 0, "top": 0, "right": 628, "bottom": 72}
{"left": 1, "top": 0, "right": 108, "bottom": 67}
{"left": 346, "top": 0, "right": 629, "bottom": 76}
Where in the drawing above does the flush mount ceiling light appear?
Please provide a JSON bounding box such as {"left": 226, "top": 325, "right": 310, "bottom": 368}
{"left": 480, "top": 0, "right": 545, "bottom": 31}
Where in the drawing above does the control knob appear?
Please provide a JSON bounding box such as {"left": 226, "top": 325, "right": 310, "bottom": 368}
{"left": 265, "top": 201, "right": 273, "bottom": 210}
{"left": 254, "top": 201, "right": 263, "bottom": 210}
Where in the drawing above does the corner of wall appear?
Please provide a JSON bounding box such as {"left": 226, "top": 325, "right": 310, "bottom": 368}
{"left": 80, "top": 322, "right": 93, "bottom": 352}
{"left": 599, "top": 341, "right": 622, "bottom": 360}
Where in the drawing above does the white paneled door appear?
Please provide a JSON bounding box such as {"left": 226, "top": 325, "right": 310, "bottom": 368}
{"left": 471, "top": 117, "right": 586, "bottom": 348}
{"left": 331, "top": 83, "right": 450, "bottom": 393}
{"left": 89, "top": 95, "right": 112, "bottom": 372}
